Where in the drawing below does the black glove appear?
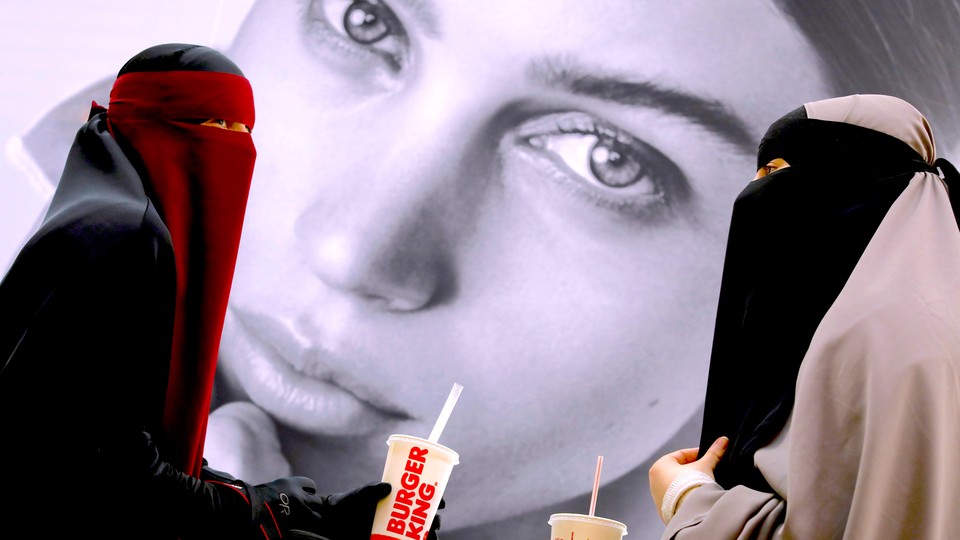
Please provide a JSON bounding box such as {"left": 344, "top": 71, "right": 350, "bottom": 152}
{"left": 198, "top": 465, "right": 326, "bottom": 539}
{"left": 202, "top": 466, "right": 394, "bottom": 540}
{"left": 134, "top": 436, "right": 398, "bottom": 540}
{"left": 244, "top": 476, "right": 332, "bottom": 539}
{"left": 308, "top": 483, "right": 445, "bottom": 540}
{"left": 308, "top": 481, "right": 392, "bottom": 539}
{"left": 428, "top": 497, "right": 446, "bottom": 540}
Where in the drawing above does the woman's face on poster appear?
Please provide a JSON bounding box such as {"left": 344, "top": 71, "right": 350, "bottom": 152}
{"left": 217, "top": 0, "right": 830, "bottom": 527}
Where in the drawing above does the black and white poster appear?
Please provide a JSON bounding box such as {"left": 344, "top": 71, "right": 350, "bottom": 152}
{"left": 2, "top": 1, "right": 958, "bottom": 538}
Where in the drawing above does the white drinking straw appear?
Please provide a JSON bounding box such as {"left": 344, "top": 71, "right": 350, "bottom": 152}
{"left": 589, "top": 455, "right": 603, "bottom": 516}
{"left": 428, "top": 382, "right": 464, "bottom": 444}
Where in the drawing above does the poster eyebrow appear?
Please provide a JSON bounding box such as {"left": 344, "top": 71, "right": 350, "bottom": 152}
{"left": 529, "top": 58, "right": 756, "bottom": 154}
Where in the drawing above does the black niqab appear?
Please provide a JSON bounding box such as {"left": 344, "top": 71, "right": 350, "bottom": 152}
{"left": 698, "top": 105, "right": 939, "bottom": 490}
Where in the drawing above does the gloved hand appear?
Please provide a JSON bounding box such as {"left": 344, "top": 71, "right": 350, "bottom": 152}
{"left": 141, "top": 439, "right": 401, "bottom": 540}
{"left": 205, "top": 472, "right": 395, "bottom": 540}
{"left": 201, "top": 462, "right": 443, "bottom": 540}
{"left": 245, "top": 476, "right": 334, "bottom": 539}
{"left": 196, "top": 469, "right": 327, "bottom": 539}
{"left": 312, "top": 483, "right": 445, "bottom": 540}
{"left": 306, "top": 481, "right": 392, "bottom": 539}
{"left": 428, "top": 497, "right": 446, "bottom": 540}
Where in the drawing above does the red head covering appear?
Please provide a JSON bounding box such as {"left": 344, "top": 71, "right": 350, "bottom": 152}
{"left": 107, "top": 64, "right": 255, "bottom": 475}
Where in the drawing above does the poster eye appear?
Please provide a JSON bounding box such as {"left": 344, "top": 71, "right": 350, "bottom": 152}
{"left": 343, "top": 1, "right": 392, "bottom": 44}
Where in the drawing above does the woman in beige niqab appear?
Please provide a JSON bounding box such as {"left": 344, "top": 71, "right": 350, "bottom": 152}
{"left": 652, "top": 94, "right": 960, "bottom": 539}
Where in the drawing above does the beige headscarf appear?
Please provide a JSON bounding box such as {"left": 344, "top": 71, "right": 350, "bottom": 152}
{"left": 784, "top": 94, "right": 960, "bottom": 538}
{"left": 668, "top": 95, "right": 960, "bottom": 539}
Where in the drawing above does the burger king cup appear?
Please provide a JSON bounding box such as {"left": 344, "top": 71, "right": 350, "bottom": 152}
{"left": 369, "top": 435, "right": 459, "bottom": 540}
{"left": 548, "top": 456, "right": 628, "bottom": 540}
{"left": 548, "top": 513, "right": 628, "bottom": 540}
{"left": 370, "top": 383, "right": 462, "bottom": 540}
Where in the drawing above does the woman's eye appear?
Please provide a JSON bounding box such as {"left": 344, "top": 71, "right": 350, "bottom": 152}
{"left": 753, "top": 159, "right": 790, "bottom": 180}
{"left": 530, "top": 132, "right": 653, "bottom": 191}
{"left": 343, "top": 1, "right": 391, "bottom": 43}
{"left": 305, "top": 0, "right": 409, "bottom": 71}
{"left": 519, "top": 112, "right": 689, "bottom": 218}
{"left": 199, "top": 118, "right": 229, "bottom": 130}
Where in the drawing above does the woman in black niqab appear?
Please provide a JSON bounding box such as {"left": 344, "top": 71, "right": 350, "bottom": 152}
{"left": 699, "top": 100, "right": 947, "bottom": 491}
{"left": 650, "top": 94, "right": 960, "bottom": 539}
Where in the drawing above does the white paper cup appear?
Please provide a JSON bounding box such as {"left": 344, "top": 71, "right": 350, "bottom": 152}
{"left": 370, "top": 434, "right": 459, "bottom": 540}
{"left": 548, "top": 512, "right": 628, "bottom": 540}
